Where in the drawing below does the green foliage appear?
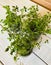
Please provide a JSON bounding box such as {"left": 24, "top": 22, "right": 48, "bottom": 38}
{"left": 0, "top": 5, "right": 51, "bottom": 61}
{"left": 46, "top": 28, "right": 51, "bottom": 34}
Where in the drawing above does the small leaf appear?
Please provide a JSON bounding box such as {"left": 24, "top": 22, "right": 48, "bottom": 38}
{"left": 0, "top": 19, "right": 3, "bottom": 22}
{"left": 12, "top": 5, "right": 19, "bottom": 12}
{"left": 14, "top": 56, "right": 17, "bottom": 61}
{"left": 10, "top": 49, "right": 15, "bottom": 55}
{"left": 36, "top": 5, "right": 38, "bottom": 11}
{"left": 3, "top": 5, "right": 10, "bottom": 14}
{"left": 24, "top": 6, "right": 27, "bottom": 12}
{"left": 5, "top": 46, "right": 10, "bottom": 52}
{"left": 45, "top": 39, "right": 48, "bottom": 43}
{"left": 46, "top": 29, "right": 51, "bottom": 34}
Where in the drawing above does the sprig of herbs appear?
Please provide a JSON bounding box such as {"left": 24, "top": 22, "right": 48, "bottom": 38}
{"left": 0, "top": 5, "right": 51, "bottom": 61}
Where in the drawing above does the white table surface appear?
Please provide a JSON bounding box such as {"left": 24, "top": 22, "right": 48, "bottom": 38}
{"left": 0, "top": 0, "right": 51, "bottom": 65}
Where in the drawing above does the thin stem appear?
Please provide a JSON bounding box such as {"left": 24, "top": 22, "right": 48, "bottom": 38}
{"left": 0, "top": 24, "right": 3, "bottom": 28}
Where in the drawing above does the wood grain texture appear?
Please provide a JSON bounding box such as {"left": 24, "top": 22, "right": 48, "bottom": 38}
{"left": 30, "top": 0, "right": 51, "bottom": 11}
{"left": 46, "top": 0, "right": 51, "bottom": 3}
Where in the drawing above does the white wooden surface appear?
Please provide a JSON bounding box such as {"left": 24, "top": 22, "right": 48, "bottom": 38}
{"left": 0, "top": 0, "right": 51, "bottom": 65}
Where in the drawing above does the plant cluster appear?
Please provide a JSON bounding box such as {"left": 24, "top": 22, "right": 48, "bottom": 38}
{"left": 0, "top": 5, "right": 51, "bottom": 60}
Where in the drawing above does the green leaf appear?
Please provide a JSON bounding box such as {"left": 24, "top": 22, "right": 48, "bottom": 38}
{"left": 12, "top": 5, "right": 19, "bottom": 12}
{"left": 14, "top": 56, "right": 17, "bottom": 61}
{"left": 3, "top": 5, "right": 10, "bottom": 14}
{"left": 46, "top": 29, "right": 51, "bottom": 34}
{"left": 10, "top": 49, "right": 15, "bottom": 55}
{"left": 5, "top": 46, "right": 10, "bottom": 52}
{"left": 45, "top": 39, "right": 48, "bottom": 43}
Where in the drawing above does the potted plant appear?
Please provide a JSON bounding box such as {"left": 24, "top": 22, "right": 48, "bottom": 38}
{"left": 0, "top": 5, "right": 51, "bottom": 60}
